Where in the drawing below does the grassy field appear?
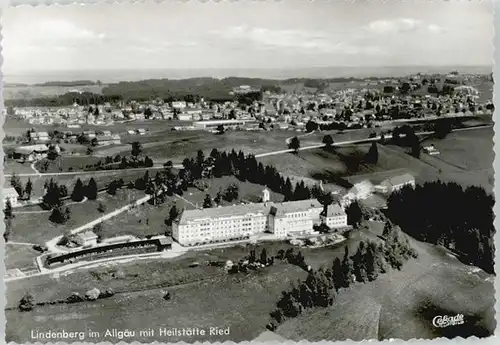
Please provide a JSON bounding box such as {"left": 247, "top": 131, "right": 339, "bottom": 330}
{"left": 260, "top": 126, "right": 493, "bottom": 192}
{"left": 276, "top": 235, "right": 495, "bottom": 340}
{"left": 5, "top": 244, "right": 40, "bottom": 272}
{"left": 6, "top": 219, "right": 494, "bottom": 342}
{"left": 3, "top": 84, "right": 105, "bottom": 100}
{"left": 9, "top": 188, "right": 145, "bottom": 244}
{"left": 135, "top": 129, "right": 292, "bottom": 161}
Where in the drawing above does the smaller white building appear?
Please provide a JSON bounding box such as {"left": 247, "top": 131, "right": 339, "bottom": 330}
{"left": 320, "top": 203, "right": 348, "bottom": 229}
{"left": 76, "top": 230, "right": 98, "bottom": 247}
{"left": 377, "top": 174, "right": 416, "bottom": 194}
{"left": 3, "top": 187, "right": 20, "bottom": 207}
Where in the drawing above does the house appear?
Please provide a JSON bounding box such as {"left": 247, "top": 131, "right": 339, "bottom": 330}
{"left": 171, "top": 101, "right": 187, "bottom": 109}
{"left": 83, "top": 130, "right": 96, "bottom": 138}
{"left": 30, "top": 131, "right": 50, "bottom": 143}
{"left": 96, "top": 134, "right": 121, "bottom": 146}
{"left": 75, "top": 230, "right": 98, "bottom": 247}
{"left": 320, "top": 203, "right": 348, "bottom": 229}
{"left": 423, "top": 144, "right": 440, "bottom": 155}
{"left": 178, "top": 113, "right": 193, "bottom": 121}
{"left": 136, "top": 128, "right": 147, "bottom": 135}
{"left": 13, "top": 144, "right": 49, "bottom": 162}
{"left": 3, "top": 187, "right": 20, "bottom": 207}
{"left": 127, "top": 130, "right": 136, "bottom": 135}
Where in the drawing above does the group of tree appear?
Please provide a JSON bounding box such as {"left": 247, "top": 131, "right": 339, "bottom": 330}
{"left": 81, "top": 154, "right": 154, "bottom": 171}
{"left": 69, "top": 178, "right": 98, "bottom": 202}
{"left": 390, "top": 125, "right": 421, "bottom": 158}
{"left": 433, "top": 119, "right": 453, "bottom": 139}
{"left": 387, "top": 181, "right": 495, "bottom": 274}
{"left": 187, "top": 148, "right": 315, "bottom": 203}
{"left": 106, "top": 178, "right": 125, "bottom": 196}
{"left": 10, "top": 174, "right": 33, "bottom": 200}
{"left": 49, "top": 206, "right": 71, "bottom": 224}
{"left": 268, "top": 223, "right": 417, "bottom": 330}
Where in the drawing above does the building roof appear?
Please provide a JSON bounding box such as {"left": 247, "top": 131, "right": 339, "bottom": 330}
{"left": 193, "top": 119, "right": 254, "bottom": 126}
{"left": 78, "top": 230, "right": 98, "bottom": 240}
{"left": 177, "top": 199, "right": 322, "bottom": 225}
{"left": 381, "top": 173, "right": 415, "bottom": 188}
{"left": 3, "top": 187, "right": 19, "bottom": 197}
{"left": 322, "top": 203, "right": 346, "bottom": 217}
{"left": 96, "top": 135, "right": 114, "bottom": 141}
{"left": 14, "top": 144, "right": 49, "bottom": 154}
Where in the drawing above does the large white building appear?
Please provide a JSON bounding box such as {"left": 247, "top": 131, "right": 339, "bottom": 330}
{"left": 172, "top": 193, "right": 339, "bottom": 246}
{"left": 193, "top": 119, "right": 255, "bottom": 130}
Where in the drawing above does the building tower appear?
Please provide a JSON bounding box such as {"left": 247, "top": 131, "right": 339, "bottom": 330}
{"left": 262, "top": 188, "right": 270, "bottom": 203}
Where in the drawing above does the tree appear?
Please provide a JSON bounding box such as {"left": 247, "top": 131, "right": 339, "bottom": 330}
{"left": 25, "top": 178, "right": 33, "bottom": 200}
{"left": 260, "top": 248, "right": 268, "bottom": 265}
{"left": 289, "top": 136, "right": 301, "bottom": 154}
{"left": 144, "top": 156, "right": 154, "bottom": 167}
{"left": 41, "top": 179, "right": 62, "bottom": 210}
{"left": 71, "top": 179, "right": 85, "bottom": 202}
{"left": 216, "top": 124, "right": 225, "bottom": 134}
{"left": 86, "top": 146, "right": 93, "bottom": 155}
{"left": 305, "top": 120, "right": 319, "bottom": 133}
{"left": 131, "top": 141, "right": 143, "bottom": 157}
{"left": 18, "top": 293, "right": 35, "bottom": 312}
{"left": 346, "top": 201, "right": 363, "bottom": 227}
{"left": 49, "top": 206, "right": 71, "bottom": 224}
{"left": 434, "top": 120, "right": 452, "bottom": 139}
{"left": 365, "top": 142, "right": 379, "bottom": 164}
{"left": 59, "top": 185, "right": 68, "bottom": 198}
{"left": 168, "top": 205, "right": 179, "bottom": 224}
{"left": 4, "top": 199, "right": 13, "bottom": 220}
{"left": 10, "top": 173, "right": 23, "bottom": 197}
{"left": 203, "top": 194, "right": 213, "bottom": 208}
{"left": 97, "top": 202, "right": 106, "bottom": 213}
{"left": 322, "top": 135, "right": 334, "bottom": 149}
{"left": 4, "top": 199, "right": 13, "bottom": 242}
{"left": 85, "top": 178, "right": 98, "bottom": 200}
{"left": 90, "top": 138, "right": 98, "bottom": 147}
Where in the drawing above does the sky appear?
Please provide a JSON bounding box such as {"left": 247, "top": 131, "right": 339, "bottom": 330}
{"left": 2, "top": 0, "right": 494, "bottom": 74}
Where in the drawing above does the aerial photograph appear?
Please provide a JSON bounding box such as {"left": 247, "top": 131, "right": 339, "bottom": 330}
{"left": 2, "top": 0, "right": 495, "bottom": 343}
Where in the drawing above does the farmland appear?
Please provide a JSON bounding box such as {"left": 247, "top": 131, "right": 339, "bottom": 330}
{"left": 3, "top": 84, "right": 105, "bottom": 101}
{"left": 259, "top": 126, "right": 494, "bottom": 191}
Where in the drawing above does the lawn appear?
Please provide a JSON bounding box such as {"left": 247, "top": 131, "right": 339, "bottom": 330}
{"left": 418, "top": 127, "right": 494, "bottom": 191}
{"left": 5, "top": 244, "right": 40, "bottom": 272}
{"left": 6, "top": 262, "right": 306, "bottom": 343}
{"left": 136, "top": 129, "right": 292, "bottom": 161}
{"left": 9, "top": 188, "right": 146, "bottom": 244}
